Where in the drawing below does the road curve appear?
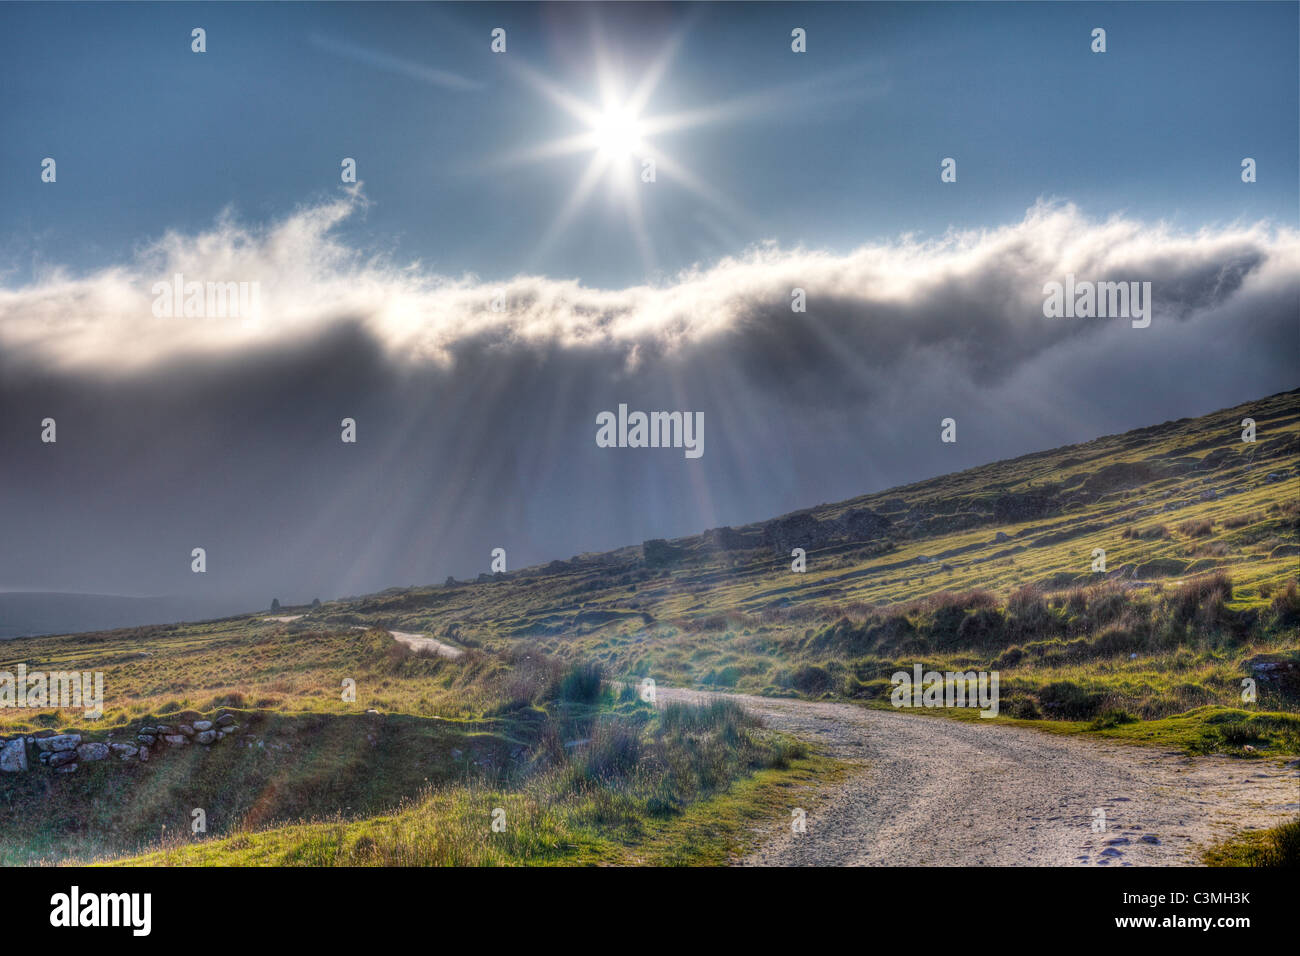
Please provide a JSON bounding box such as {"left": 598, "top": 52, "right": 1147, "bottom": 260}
{"left": 349, "top": 625, "right": 463, "bottom": 659}
{"left": 657, "top": 687, "right": 1300, "bottom": 866}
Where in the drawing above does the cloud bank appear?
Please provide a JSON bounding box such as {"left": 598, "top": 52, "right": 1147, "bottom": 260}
{"left": 1, "top": 196, "right": 1296, "bottom": 606}
{"left": 3, "top": 192, "right": 1295, "bottom": 385}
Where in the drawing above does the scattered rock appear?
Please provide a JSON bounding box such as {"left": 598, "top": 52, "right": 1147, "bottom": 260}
{"left": 0, "top": 739, "right": 28, "bottom": 772}
{"left": 54, "top": 763, "right": 78, "bottom": 774}
{"left": 35, "top": 734, "right": 81, "bottom": 753}
{"left": 75, "top": 742, "right": 110, "bottom": 762}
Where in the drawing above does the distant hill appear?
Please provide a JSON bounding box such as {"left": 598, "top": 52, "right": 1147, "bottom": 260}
{"left": 0, "top": 592, "right": 249, "bottom": 639}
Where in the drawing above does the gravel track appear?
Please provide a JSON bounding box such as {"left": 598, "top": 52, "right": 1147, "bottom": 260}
{"left": 657, "top": 687, "right": 1300, "bottom": 866}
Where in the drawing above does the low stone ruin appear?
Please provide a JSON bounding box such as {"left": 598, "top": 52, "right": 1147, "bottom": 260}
{"left": 0, "top": 712, "right": 239, "bottom": 775}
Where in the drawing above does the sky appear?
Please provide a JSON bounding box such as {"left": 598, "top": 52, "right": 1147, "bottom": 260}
{"left": 0, "top": 2, "right": 1297, "bottom": 612}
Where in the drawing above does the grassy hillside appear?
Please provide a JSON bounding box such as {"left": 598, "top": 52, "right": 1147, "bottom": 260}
{"left": 0, "top": 628, "right": 823, "bottom": 864}
{"left": 2, "top": 388, "right": 1296, "bottom": 865}
{"left": 302, "top": 388, "right": 1300, "bottom": 747}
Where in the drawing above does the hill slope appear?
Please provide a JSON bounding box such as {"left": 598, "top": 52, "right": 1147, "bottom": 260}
{"left": 1, "top": 388, "right": 1296, "bottom": 865}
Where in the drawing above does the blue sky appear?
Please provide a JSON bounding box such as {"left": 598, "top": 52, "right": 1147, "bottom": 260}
{"left": 2, "top": 1, "right": 1295, "bottom": 289}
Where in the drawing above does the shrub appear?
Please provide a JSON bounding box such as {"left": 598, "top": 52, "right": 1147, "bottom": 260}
{"left": 1166, "top": 572, "right": 1235, "bottom": 636}
{"left": 1207, "top": 818, "right": 1300, "bottom": 867}
{"left": 1005, "top": 696, "right": 1041, "bottom": 719}
{"left": 1038, "top": 681, "right": 1104, "bottom": 719}
{"left": 1215, "top": 722, "right": 1260, "bottom": 747}
{"left": 784, "top": 664, "right": 834, "bottom": 695}
{"left": 575, "top": 721, "right": 642, "bottom": 781}
{"left": 1088, "top": 709, "right": 1138, "bottom": 730}
{"left": 1270, "top": 580, "right": 1300, "bottom": 630}
{"left": 553, "top": 661, "right": 605, "bottom": 704}
{"left": 1089, "top": 626, "right": 1137, "bottom": 657}
{"left": 1006, "top": 586, "right": 1053, "bottom": 641}
{"left": 956, "top": 607, "right": 1006, "bottom": 648}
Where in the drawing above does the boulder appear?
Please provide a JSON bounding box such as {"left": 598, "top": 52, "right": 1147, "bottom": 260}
{"left": 164, "top": 735, "right": 188, "bottom": 746}
{"left": 110, "top": 743, "right": 137, "bottom": 757}
{"left": 75, "top": 742, "right": 110, "bottom": 762}
{"left": 35, "top": 734, "right": 81, "bottom": 753}
{"left": 196, "top": 730, "right": 217, "bottom": 745}
{"left": 139, "top": 726, "right": 157, "bottom": 736}
{"left": 137, "top": 734, "right": 157, "bottom": 746}
{"left": 216, "top": 714, "right": 235, "bottom": 727}
{"left": 0, "top": 739, "right": 27, "bottom": 772}
{"left": 193, "top": 720, "right": 213, "bottom": 732}
{"left": 177, "top": 724, "right": 195, "bottom": 737}
{"left": 1245, "top": 656, "right": 1300, "bottom": 695}
{"left": 48, "top": 750, "right": 77, "bottom": 769}
{"left": 154, "top": 725, "right": 173, "bottom": 735}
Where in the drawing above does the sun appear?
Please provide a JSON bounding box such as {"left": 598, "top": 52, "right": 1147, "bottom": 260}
{"left": 496, "top": 41, "right": 755, "bottom": 270}
{"left": 591, "top": 104, "right": 644, "bottom": 160}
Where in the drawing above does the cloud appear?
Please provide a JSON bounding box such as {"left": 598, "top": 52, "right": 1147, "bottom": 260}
{"left": 1, "top": 195, "right": 1296, "bottom": 604}
{"left": 2, "top": 194, "right": 1295, "bottom": 390}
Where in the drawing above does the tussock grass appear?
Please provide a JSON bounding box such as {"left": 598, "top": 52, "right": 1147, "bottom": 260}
{"left": 1204, "top": 817, "right": 1300, "bottom": 867}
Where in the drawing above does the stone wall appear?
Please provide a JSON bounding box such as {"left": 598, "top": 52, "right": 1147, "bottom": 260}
{"left": 0, "top": 712, "right": 239, "bottom": 775}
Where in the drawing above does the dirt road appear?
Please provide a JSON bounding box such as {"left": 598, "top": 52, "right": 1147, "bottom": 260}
{"left": 387, "top": 629, "right": 463, "bottom": 659}
{"left": 657, "top": 687, "right": 1300, "bottom": 866}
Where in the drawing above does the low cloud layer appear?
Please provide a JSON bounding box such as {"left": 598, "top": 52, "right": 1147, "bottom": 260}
{"left": 1, "top": 196, "right": 1296, "bottom": 607}
{"left": 4, "top": 192, "right": 1295, "bottom": 382}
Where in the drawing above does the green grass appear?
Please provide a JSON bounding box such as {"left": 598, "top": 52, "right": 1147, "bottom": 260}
{"left": 1203, "top": 818, "right": 1300, "bottom": 866}
{"left": 105, "top": 752, "right": 847, "bottom": 867}
{"left": 896, "top": 702, "right": 1300, "bottom": 756}
{"left": 4, "top": 387, "right": 1297, "bottom": 865}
